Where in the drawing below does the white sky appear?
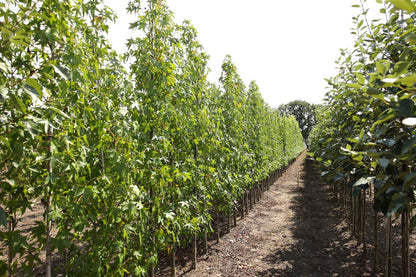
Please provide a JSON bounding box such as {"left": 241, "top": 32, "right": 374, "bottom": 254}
{"left": 105, "top": 0, "right": 383, "bottom": 108}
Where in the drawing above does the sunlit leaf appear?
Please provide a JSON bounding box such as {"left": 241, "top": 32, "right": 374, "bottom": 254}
{"left": 402, "top": 117, "right": 416, "bottom": 126}
{"left": 388, "top": 0, "right": 416, "bottom": 13}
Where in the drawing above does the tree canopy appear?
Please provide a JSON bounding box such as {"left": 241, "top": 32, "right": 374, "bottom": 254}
{"left": 278, "top": 100, "right": 318, "bottom": 142}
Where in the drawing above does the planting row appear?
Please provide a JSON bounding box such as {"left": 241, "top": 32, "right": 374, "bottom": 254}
{"left": 309, "top": 1, "right": 416, "bottom": 276}
{"left": 0, "top": 0, "right": 304, "bottom": 276}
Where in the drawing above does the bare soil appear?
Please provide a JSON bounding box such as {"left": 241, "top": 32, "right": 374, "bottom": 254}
{"left": 3, "top": 151, "right": 415, "bottom": 276}
{"left": 157, "top": 151, "right": 416, "bottom": 277}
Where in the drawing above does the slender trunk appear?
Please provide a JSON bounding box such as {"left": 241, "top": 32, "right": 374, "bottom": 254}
{"left": 362, "top": 190, "right": 366, "bottom": 254}
{"left": 171, "top": 243, "right": 176, "bottom": 277}
{"left": 256, "top": 185, "right": 260, "bottom": 202}
{"left": 241, "top": 196, "right": 245, "bottom": 220}
{"left": 149, "top": 184, "right": 155, "bottom": 277}
{"left": 401, "top": 208, "right": 410, "bottom": 277}
{"left": 203, "top": 227, "right": 208, "bottom": 254}
{"left": 386, "top": 216, "right": 392, "bottom": 277}
{"left": 249, "top": 189, "right": 253, "bottom": 210}
{"left": 226, "top": 212, "right": 230, "bottom": 233}
{"left": 244, "top": 191, "right": 248, "bottom": 215}
{"left": 343, "top": 183, "right": 347, "bottom": 218}
{"left": 192, "top": 232, "right": 197, "bottom": 270}
{"left": 352, "top": 190, "right": 356, "bottom": 235}
{"left": 45, "top": 126, "right": 53, "bottom": 277}
{"left": 216, "top": 208, "right": 220, "bottom": 243}
{"left": 7, "top": 204, "right": 13, "bottom": 276}
{"left": 233, "top": 206, "right": 237, "bottom": 227}
{"left": 252, "top": 187, "right": 256, "bottom": 205}
{"left": 374, "top": 209, "right": 379, "bottom": 273}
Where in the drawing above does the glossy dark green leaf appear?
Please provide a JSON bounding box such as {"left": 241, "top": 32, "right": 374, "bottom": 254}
{"left": 403, "top": 171, "right": 416, "bottom": 190}
{"left": 0, "top": 206, "right": 7, "bottom": 228}
{"left": 378, "top": 158, "right": 390, "bottom": 169}
{"left": 401, "top": 134, "right": 416, "bottom": 154}
{"left": 386, "top": 194, "right": 407, "bottom": 217}
{"left": 398, "top": 99, "right": 415, "bottom": 117}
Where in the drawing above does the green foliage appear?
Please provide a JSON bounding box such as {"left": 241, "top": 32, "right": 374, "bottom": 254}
{"left": 310, "top": 0, "right": 416, "bottom": 226}
{"left": 0, "top": 0, "right": 304, "bottom": 274}
{"left": 278, "top": 100, "right": 319, "bottom": 143}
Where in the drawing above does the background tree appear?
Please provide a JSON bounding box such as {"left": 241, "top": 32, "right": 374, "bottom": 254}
{"left": 278, "top": 100, "right": 318, "bottom": 143}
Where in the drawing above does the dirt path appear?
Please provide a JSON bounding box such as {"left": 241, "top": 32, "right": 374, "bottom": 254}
{"left": 161, "top": 151, "right": 415, "bottom": 277}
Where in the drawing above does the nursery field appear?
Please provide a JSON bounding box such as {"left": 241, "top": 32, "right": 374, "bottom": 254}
{"left": 158, "top": 151, "right": 416, "bottom": 277}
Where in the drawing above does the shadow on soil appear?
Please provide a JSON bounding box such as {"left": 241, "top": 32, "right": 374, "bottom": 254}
{"left": 256, "top": 156, "right": 369, "bottom": 277}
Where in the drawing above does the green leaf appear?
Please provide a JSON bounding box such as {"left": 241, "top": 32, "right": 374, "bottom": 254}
{"left": 403, "top": 171, "right": 416, "bottom": 190}
{"left": 0, "top": 61, "right": 10, "bottom": 73}
{"left": 401, "top": 134, "right": 416, "bottom": 154}
{"left": 402, "top": 117, "right": 416, "bottom": 126}
{"left": 24, "top": 78, "right": 43, "bottom": 98}
{"left": 49, "top": 106, "right": 70, "bottom": 119}
{"left": 388, "top": 0, "right": 416, "bottom": 13}
{"left": 0, "top": 206, "right": 7, "bottom": 228}
{"left": 347, "top": 83, "right": 362, "bottom": 88}
{"left": 366, "top": 87, "right": 382, "bottom": 95}
{"left": 398, "top": 99, "right": 415, "bottom": 117}
{"left": 356, "top": 73, "right": 366, "bottom": 85}
{"left": 353, "top": 177, "right": 375, "bottom": 187}
{"left": 377, "top": 158, "right": 390, "bottom": 168}
{"left": 10, "top": 94, "right": 27, "bottom": 113}
{"left": 372, "top": 112, "right": 395, "bottom": 127}
{"left": 386, "top": 194, "right": 407, "bottom": 217}
{"left": 411, "top": 214, "right": 416, "bottom": 229}
{"left": 53, "top": 65, "right": 70, "bottom": 80}
{"left": 376, "top": 61, "right": 386, "bottom": 75}
{"left": 398, "top": 74, "right": 416, "bottom": 86}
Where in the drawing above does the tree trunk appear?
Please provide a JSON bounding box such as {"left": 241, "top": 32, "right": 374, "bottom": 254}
{"left": 192, "top": 232, "right": 197, "bottom": 270}
{"left": 226, "top": 212, "right": 231, "bottom": 233}
{"left": 233, "top": 206, "right": 237, "bottom": 227}
{"left": 352, "top": 190, "right": 356, "bottom": 236}
{"left": 7, "top": 205, "right": 14, "bottom": 276}
{"left": 171, "top": 243, "right": 176, "bottom": 277}
{"left": 362, "top": 190, "right": 366, "bottom": 254}
{"left": 241, "top": 196, "right": 245, "bottom": 220}
{"left": 401, "top": 208, "right": 410, "bottom": 277}
{"left": 244, "top": 191, "right": 249, "bottom": 215}
{"left": 45, "top": 126, "right": 53, "bottom": 277}
{"left": 343, "top": 183, "right": 347, "bottom": 218}
{"left": 374, "top": 209, "right": 379, "bottom": 274}
{"left": 216, "top": 208, "right": 220, "bottom": 243}
{"left": 203, "top": 227, "right": 208, "bottom": 255}
{"left": 357, "top": 191, "right": 362, "bottom": 246}
{"left": 386, "top": 216, "right": 392, "bottom": 277}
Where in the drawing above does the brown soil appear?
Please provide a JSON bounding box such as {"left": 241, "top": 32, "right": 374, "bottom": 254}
{"left": 157, "top": 151, "right": 416, "bottom": 277}
{"left": 3, "top": 151, "right": 415, "bottom": 276}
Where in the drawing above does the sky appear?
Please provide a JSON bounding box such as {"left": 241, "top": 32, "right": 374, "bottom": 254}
{"left": 105, "top": 0, "right": 383, "bottom": 108}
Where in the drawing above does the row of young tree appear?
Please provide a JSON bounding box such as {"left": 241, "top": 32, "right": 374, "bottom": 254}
{"left": 0, "top": 0, "right": 304, "bottom": 275}
{"left": 309, "top": 0, "right": 415, "bottom": 276}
